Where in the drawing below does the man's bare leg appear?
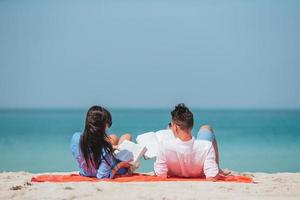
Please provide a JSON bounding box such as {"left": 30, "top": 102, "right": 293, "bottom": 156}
{"left": 199, "top": 125, "right": 230, "bottom": 175}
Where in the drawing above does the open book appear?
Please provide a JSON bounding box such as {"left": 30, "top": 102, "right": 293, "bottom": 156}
{"left": 136, "top": 129, "right": 175, "bottom": 159}
{"left": 114, "top": 140, "right": 147, "bottom": 166}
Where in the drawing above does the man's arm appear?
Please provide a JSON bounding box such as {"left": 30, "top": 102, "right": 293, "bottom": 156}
{"left": 154, "top": 142, "right": 168, "bottom": 177}
{"left": 203, "top": 144, "right": 219, "bottom": 180}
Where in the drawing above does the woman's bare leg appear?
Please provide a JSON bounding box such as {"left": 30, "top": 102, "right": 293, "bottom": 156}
{"left": 118, "top": 133, "right": 132, "bottom": 146}
{"left": 108, "top": 134, "right": 119, "bottom": 146}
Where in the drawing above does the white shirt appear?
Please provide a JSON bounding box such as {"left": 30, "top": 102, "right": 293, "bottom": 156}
{"left": 154, "top": 137, "right": 219, "bottom": 178}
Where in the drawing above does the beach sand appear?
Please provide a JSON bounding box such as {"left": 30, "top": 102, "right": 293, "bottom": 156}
{"left": 1, "top": 171, "right": 299, "bottom": 200}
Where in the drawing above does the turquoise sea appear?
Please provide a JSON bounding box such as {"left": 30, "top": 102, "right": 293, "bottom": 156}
{"left": 0, "top": 109, "right": 300, "bottom": 173}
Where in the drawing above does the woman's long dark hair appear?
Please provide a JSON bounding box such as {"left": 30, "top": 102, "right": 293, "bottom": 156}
{"left": 80, "top": 105, "right": 114, "bottom": 169}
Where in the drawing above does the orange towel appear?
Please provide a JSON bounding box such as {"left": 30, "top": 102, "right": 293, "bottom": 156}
{"left": 31, "top": 173, "right": 253, "bottom": 183}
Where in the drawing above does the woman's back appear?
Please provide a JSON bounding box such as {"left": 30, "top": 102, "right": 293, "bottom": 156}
{"left": 70, "top": 106, "right": 131, "bottom": 179}
{"left": 70, "top": 132, "right": 116, "bottom": 178}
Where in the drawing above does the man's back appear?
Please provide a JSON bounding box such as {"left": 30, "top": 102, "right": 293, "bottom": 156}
{"left": 154, "top": 137, "right": 219, "bottom": 178}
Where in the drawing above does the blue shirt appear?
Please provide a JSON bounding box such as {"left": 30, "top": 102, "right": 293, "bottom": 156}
{"left": 70, "top": 132, "right": 120, "bottom": 179}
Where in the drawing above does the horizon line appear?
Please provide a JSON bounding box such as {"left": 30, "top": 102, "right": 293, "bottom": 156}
{"left": 0, "top": 107, "right": 300, "bottom": 111}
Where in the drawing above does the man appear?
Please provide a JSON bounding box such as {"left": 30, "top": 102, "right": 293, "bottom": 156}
{"left": 154, "top": 103, "right": 224, "bottom": 180}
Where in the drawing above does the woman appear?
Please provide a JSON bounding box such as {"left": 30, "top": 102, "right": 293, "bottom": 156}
{"left": 70, "top": 105, "right": 132, "bottom": 179}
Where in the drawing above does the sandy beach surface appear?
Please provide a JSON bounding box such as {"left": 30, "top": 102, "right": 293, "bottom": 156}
{"left": 0, "top": 171, "right": 299, "bottom": 200}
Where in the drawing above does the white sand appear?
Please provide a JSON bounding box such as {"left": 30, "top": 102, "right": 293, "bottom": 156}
{"left": 1, "top": 171, "right": 300, "bottom": 200}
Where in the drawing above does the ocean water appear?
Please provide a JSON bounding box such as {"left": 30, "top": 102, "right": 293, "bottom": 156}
{"left": 0, "top": 109, "right": 300, "bottom": 173}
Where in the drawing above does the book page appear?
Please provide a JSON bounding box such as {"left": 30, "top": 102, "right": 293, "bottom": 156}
{"left": 136, "top": 130, "right": 176, "bottom": 158}
{"left": 136, "top": 132, "right": 159, "bottom": 159}
{"left": 115, "top": 140, "right": 147, "bottom": 164}
{"left": 155, "top": 129, "right": 175, "bottom": 142}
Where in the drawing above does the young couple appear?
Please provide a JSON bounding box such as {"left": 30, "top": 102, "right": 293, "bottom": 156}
{"left": 70, "top": 104, "right": 228, "bottom": 180}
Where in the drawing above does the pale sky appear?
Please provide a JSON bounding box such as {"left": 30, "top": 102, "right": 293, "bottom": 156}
{"left": 0, "top": 0, "right": 299, "bottom": 109}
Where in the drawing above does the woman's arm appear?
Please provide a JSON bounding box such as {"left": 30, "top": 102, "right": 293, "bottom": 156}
{"left": 97, "top": 157, "right": 131, "bottom": 179}
{"left": 110, "top": 161, "right": 131, "bottom": 178}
